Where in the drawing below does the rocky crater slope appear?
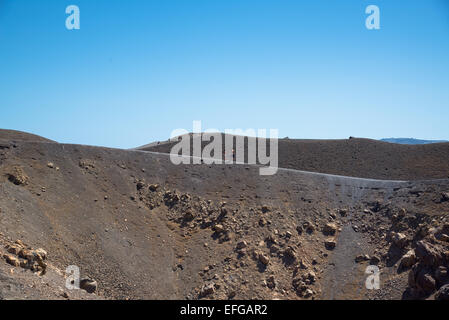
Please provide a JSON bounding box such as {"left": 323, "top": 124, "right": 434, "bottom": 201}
{"left": 0, "top": 131, "right": 448, "bottom": 300}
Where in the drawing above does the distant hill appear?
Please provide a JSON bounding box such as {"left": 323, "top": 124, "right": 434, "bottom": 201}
{"left": 381, "top": 138, "right": 448, "bottom": 145}
{"left": 0, "top": 129, "right": 55, "bottom": 143}
{"left": 138, "top": 134, "right": 449, "bottom": 180}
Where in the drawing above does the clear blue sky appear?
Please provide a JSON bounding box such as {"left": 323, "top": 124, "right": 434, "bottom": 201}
{"left": 1, "top": 0, "right": 448, "bottom": 148}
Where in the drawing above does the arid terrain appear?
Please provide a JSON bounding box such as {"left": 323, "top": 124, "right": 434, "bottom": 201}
{"left": 140, "top": 133, "right": 449, "bottom": 180}
{"left": 1, "top": 129, "right": 449, "bottom": 300}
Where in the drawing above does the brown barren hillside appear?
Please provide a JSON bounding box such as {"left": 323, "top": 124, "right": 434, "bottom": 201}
{"left": 138, "top": 134, "right": 449, "bottom": 180}
{"left": 1, "top": 130, "right": 449, "bottom": 300}
{"left": 0, "top": 129, "right": 55, "bottom": 143}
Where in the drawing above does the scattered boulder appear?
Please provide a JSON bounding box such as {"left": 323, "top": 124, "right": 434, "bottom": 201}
{"left": 435, "top": 266, "right": 449, "bottom": 285}
{"left": 2, "top": 240, "right": 48, "bottom": 274}
{"left": 213, "top": 224, "right": 224, "bottom": 233}
{"left": 304, "top": 288, "right": 314, "bottom": 298}
{"left": 136, "top": 181, "right": 145, "bottom": 190}
{"left": 3, "top": 254, "right": 20, "bottom": 267}
{"left": 305, "top": 271, "right": 316, "bottom": 284}
{"left": 391, "top": 232, "right": 408, "bottom": 249}
{"left": 236, "top": 241, "right": 247, "bottom": 250}
{"left": 283, "top": 246, "right": 297, "bottom": 261}
{"left": 408, "top": 264, "right": 436, "bottom": 295}
{"left": 292, "top": 272, "right": 316, "bottom": 297}
{"left": 15, "top": 240, "right": 25, "bottom": 247}
{"left": 25, "top": 248, "right": 48, "bottom": 274}
{"left": 324, "top": 239, "right": 336, "bottom": 250}
{"left": 292, "top": 278, "right": 308, "bottom": 296}
{"left": 415, "top": 240, "right": 444, "bottom": 266}
{"left": 18, "top": 248, "right": 32, "bottom": 260}
{"left": 266, "top": 275, "right": 276, "bottom": 289}
{"left": 7, "top": 166, "right": 28, "bottom": 185}
{"left": 163, "top": 190, "right": 180, "bottom": 206}
{"left": 369, "top": 200, "right": 383, "bottom": 212}
{"left": 266, "top": 235, "right": 277, "bottom": 245}
{"left": 34, "top": 248, "right": 47, "bottom": 260}
{"left": 5, "top": 244, "right": 21, "bottom": 255}
{"left": 416, "top": 224, "right": 430, "bottom": 238}
{"left": 258, "top": 253, "right": 270, "bottom": 265}
{"left": 400, "top": 249, "right": 417, "bottom": 269}
{"left": 322, "top": 223, "right": 337, "bottom": 236}
{"left": 80, "top": 278, "right": 98, "bottom": 293}
{"left": 200, "top": 283, "right": 215, "bottom": 297}
{"left": 79, "top": 159, "right": 95, "bottom": 169}
{"left": 416, "top": 271, "right": 436, "bottom": 294}
{"left": 183, "top": 210, "right": 195, "bottom": 221}
{"left": 355, "top": 255, "right": 369, "bottom": 263}
{"left": 435, "top": 223, "right": 449, "bottom": 242}
{"left": 435, "top": 284, "right": 449, "bottom": 300}
{"left": 303, "top": 221, "right": 315, "bottom": 234}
